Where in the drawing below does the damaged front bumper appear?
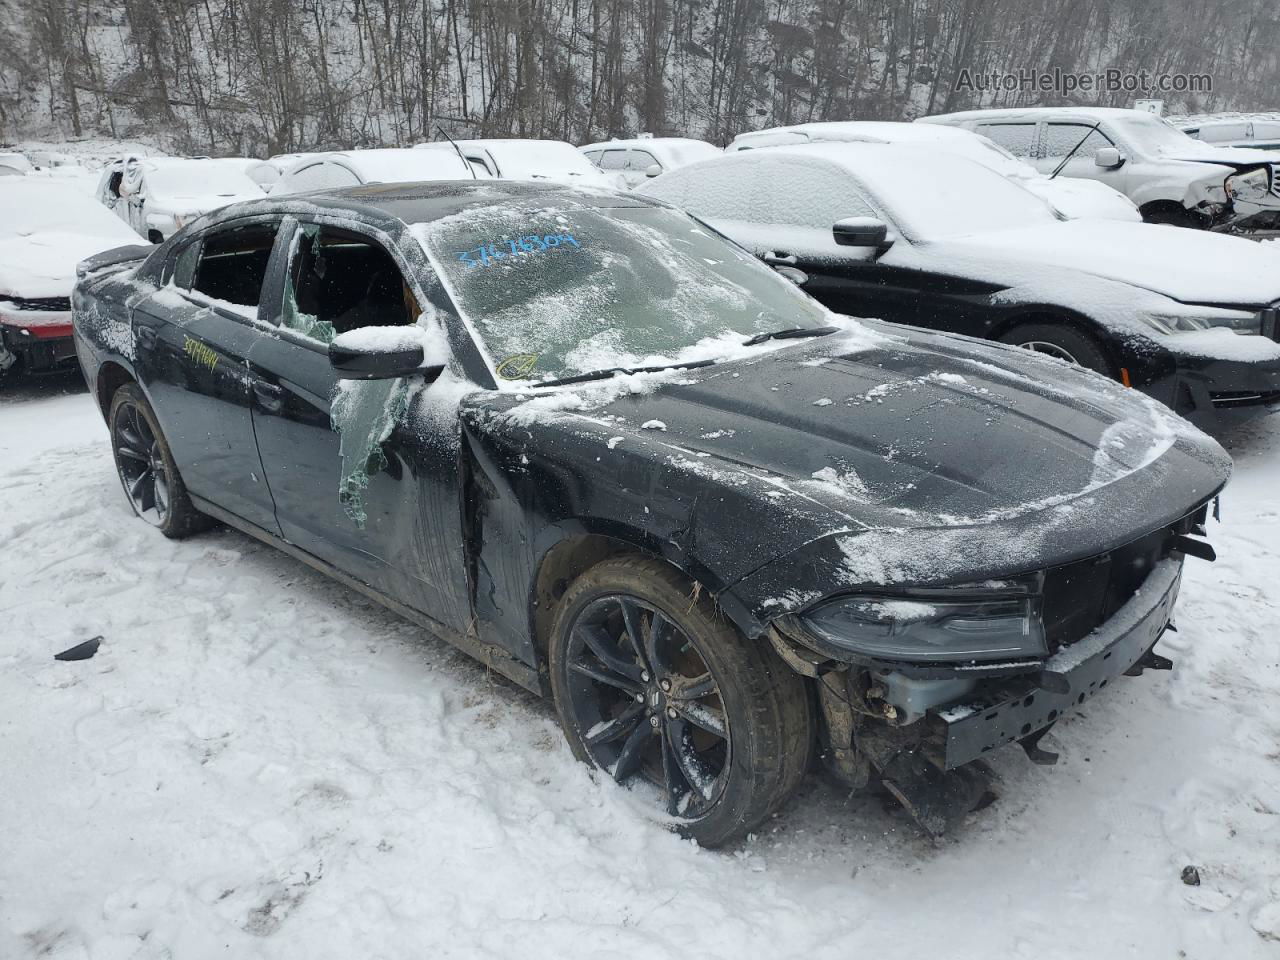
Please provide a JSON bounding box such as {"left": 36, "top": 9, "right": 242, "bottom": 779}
{"left": 933, "top": 556, "right": 1182, "bottom": 769}
{"left": 0, "top": 310, "right": 77, "bottom": 375}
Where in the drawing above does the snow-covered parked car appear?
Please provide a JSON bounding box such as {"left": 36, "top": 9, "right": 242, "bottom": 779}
{"left": 1176, "top": 114, "right": 1280, "bottom": 152}
{"left": 580, "top": 137, "right": 721, "bottom": 188}
{"left": 96, "top": 156, "right": 263, "bottom": 243}
{"left": 726, "top": 121, "right": 1139, "bottom": 221}
{"left": 920, "top": 106, "right": 1280, "bottom": 231}
{"left": 0, "top": 152, "right": 34, "bottom": 175}
{"left": 271, "top": 148, "right": 473, "bottom": 195}
{"left": 1, "top": 179, "right": 143, "bottom": 378}
{"left": 639, "top": 143, "right": 1280, "bottom": 424}
{"left": 73, "top": 181, "right": 1229, "bottom": 844}
{"left": 416, "top": 138, "right": 623, "bottom": 188}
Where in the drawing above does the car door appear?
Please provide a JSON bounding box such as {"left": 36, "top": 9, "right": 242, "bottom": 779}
{"left": 623, "top": 148, "right": 661, "bottom": 187}
{"left": 247, "top": 217, "right": 470, "bottom": 629}
{"left": 130, "top": 217, "right": 286, "bottom": 532}
{"left": 972, "top": 121, "right": 1042, "bottom": 165}
{"left": 598, "top": 148, "right": 630, "bottom": 185}
{"left": 704, "top": 155, "right": 926, "bottom": 325}
{"left": 1036, "top": 122, "right": 1131, "bottom": 192}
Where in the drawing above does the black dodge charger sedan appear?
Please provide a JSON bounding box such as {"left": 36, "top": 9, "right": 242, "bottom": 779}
{"left": 73, "top": 182, "right": 1230, "bottom": 846}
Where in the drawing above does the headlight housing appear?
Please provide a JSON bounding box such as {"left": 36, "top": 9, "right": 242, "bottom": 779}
{"left": 1142, "top": 312, "right": 1263, "bottom": 336}
{"left": 801, "top": 581, "right": 1048, "bottom": 665}
{"left": 1225, "top": 167, "right": 1272, "bottom": 204}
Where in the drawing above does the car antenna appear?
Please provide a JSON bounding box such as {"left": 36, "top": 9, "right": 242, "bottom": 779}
{"left": 437, "top": 126, "right": 477, "bottom": 180}
{"left": 1049, "top": 121, "right": 1103, "bottom": 180}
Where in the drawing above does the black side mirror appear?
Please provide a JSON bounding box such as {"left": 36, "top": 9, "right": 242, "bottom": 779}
{"left": 832, "top": 217, "right": 891, "bottom": 251}
{"left": 328, "top": 332, "right": 444, "bottom": 381}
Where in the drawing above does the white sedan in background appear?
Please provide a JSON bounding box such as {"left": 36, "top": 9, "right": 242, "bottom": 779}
{"left": 1, "top": 179, "right": 142, "bottom": 379}
{"left": 726, "top": 121, "right": 1140, "bottom": 222}
{"left": 415, "top": 138, "right": 623, "bottom": 188}
{"left": 96, "top": 156, "right": 263, "bottom": 243}
{"left": 580, "top": 137, "right": 721, "bottom": 187}
{"left": 270, "top": 148, "right": 473, "bottom": 194}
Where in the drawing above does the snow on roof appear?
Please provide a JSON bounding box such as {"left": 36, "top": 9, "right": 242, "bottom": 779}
{"left": 422, "top": 139, "right": 600, "bottom": 177}
{"left": 325, "top": 148, "right": 473, "bottom": 182}
{"left": 728, "top": 121, "right": 1033, "bottom": 179}
{"left": 579, "top": 138, "right": 721, "bottom": 167}
{"left": 717, "top": 142, "right": 1057, "bottom": 241}
{"left": 0, "top": 152, "right": 35, "bottom": 174}
{"left": 922, "top": 106, "right": 1156, "bottom": 123}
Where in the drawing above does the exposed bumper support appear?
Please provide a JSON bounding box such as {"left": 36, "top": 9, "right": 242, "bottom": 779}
{"left": 933, "top": 558, "right": 1183, "bottom": 770}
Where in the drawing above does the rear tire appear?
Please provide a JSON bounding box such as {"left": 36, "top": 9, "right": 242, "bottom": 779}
{"left": 999, "top": 322, "right": 1112, "bottom": 377}
{"left": 109, "top": 383, "right": 210, "bottom": 539}
{"left": 548, "top": 554, "right": 813, "bottom": 848}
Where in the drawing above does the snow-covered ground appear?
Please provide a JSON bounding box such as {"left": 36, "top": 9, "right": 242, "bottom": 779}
{"left": 2, "top": 373, "right": 1278, "bottom": 959}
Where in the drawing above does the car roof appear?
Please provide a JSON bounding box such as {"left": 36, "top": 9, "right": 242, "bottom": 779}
{"left": 213, "top": 180, "right": 657, "bottom": 228}
{"left": 924, "top": 106, "right": 1151, "bottom": 124}
{"left": 731, "top": 120, "right": 979, "bottom": 146}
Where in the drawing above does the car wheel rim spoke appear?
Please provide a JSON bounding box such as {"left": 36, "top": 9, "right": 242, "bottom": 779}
{"left": 568, "top": 659, "right": 641, "bottom": 695}
{"left": 610, "top": 717, "right": 652, "bottom": 783}
{"left": 672, "top": 699, "right": 728, "bottom": 738}
{"left": 663, "top": 717, "right": 720, "bottom": 812}
{"left": 577, "top": 623, "right": 645, "bottom": 684}
{"left": 584, "top": 702, "right": 644, "bottom": 747}
{"left": 617, "top": 598, "right": 650, "bottom": 672}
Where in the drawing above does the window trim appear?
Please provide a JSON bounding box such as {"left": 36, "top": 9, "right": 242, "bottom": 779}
{"left": 165, "top": 213, "right": 288, "bottom": 328}
{"left": 1040, "top": 121, "right": 1119, "bottom": 162}
{"left": 975, "top": 121, "right": 1044, "bottom": 160}
{"left": 273, "top": 215, "right": 432, "bottom": 350}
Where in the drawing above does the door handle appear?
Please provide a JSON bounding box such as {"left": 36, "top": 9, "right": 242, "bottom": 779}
{"left": 253, "top": 379, "right": 284, "bottom": 412}
{"left": 136, "top": 325, "right": 157, "bottom": 346}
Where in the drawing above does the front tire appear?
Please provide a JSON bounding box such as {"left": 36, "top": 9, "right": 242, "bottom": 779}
{"left": 999, "top": 322, "right": 1112, "bottom": 377}
{"left": 548, "top": 555, "right": 812, "bottom": 848}
{"left": 109, "top": 383, "right": 209, "bottom": 538}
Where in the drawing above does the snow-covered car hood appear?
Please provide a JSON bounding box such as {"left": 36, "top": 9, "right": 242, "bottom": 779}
{"left": 930, "top": 219, "right": 1280, "bottom": 306}
{"left": 148, "top": 192, "right": 262, "bottom": 218}
{"left": 0, "top": 230, "right": 139, "bottom": 299}
{"left": 1021, "top": 178, "right": 1140, "bottom": 222}
{"left": 471, "top": 324, "right": 1229, "bottom": 626}
{"left": 1157, "top": 143, "right": 1280, "bottom": 167}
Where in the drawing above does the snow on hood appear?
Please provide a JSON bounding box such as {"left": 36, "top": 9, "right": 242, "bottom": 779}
{"left": 0, "top": 231, "right": 140, "bottom": 299}
{"left": 1154, "top": 142, "right": 1280, "bottom": 166}
{"left": 469, "top": 324, "right": 1229, "bottom": 614}
{"left": 933, "top": 219, "right": 1280, "bottom": 306}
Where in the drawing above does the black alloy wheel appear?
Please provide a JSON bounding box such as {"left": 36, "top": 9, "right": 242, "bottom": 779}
{"left": 549, "top": 555, "right": 812, "bottom": 847}
{"left": 563, "top": 592, "right": 731, "bottom": 818}
{"left": 109, "top": 384, "right": 209, "bottom": 538}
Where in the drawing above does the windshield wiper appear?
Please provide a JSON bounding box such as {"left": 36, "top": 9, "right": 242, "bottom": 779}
{"left": 536, "top": 359, "right": 716, "bottom": 387}
{"left": 1048, "top": 122, "right": 1102, "bottom": 180}
{"left": 742, "top": 325, "right": 839, "bottom": 347}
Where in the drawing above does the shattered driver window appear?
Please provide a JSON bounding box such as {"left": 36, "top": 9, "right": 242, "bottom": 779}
{"left": 284, "top": 224, "right": 421, "bottom": 344}
{"left": 191, "top": 222, "right": 280, "bottom": 308}
{"left": 419, "top": 201, "right": 829, "bottom": 382}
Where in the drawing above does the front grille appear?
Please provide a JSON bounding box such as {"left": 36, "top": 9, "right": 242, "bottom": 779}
{"left": 1040, "top": 505, "right": 1206, "bottom": 651}
{"left": 1210, "top": 389, "right": 1280, "bottom": 408}
{"left": 0, "top": 296, "right": 72, "bottom": 312}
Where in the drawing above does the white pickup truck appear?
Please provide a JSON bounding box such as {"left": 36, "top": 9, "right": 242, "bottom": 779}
{"left": 920, "top": 106, "right": 1280, "bottom": 232}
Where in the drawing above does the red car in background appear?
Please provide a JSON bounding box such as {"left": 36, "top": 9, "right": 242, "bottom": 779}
{"left": 1, "top": 178, "right": 142, "bottom": 380}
